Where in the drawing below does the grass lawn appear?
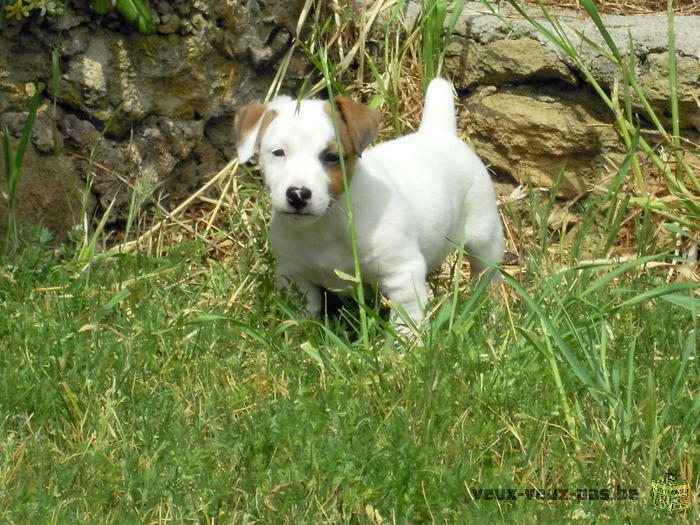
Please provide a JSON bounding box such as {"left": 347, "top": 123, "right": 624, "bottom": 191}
{"left": 1, "top": 196, "right": 697, "bottom": 523}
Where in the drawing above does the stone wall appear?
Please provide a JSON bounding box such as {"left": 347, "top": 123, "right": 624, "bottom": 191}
{"left": 1, "top": 1, "right": 698, "bottom": 240}
{"left": 0, "top": 0, "right": 309, "bottom": 240}
{"left": 439, "top": 2, "right": 700, "bottom": 197}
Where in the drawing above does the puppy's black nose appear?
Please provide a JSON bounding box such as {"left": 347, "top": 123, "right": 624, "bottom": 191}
{"left": 286, "top": 186, "right": 312, "bottom": 210}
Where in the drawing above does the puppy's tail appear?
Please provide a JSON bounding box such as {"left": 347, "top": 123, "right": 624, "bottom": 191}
{"left": 418, "top": 77, "right": 457, "bottom": 135}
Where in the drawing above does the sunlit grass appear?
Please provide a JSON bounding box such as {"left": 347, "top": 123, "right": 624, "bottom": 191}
{"left": 1, "top": 216, "right": 697, "bottom": 522}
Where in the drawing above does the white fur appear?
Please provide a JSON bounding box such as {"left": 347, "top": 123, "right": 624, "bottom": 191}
{"left": 237, "top": 78, "right": 504, "bottom": 327}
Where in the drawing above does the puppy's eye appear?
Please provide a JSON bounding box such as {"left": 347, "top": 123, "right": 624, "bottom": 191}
{"left": 322, "top": 151, "right": 341, "bottom": 165}
{"left": 272, "top": 149, "right": 286, "bottom": 157}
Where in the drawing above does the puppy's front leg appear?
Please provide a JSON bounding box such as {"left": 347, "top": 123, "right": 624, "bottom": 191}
{"left": 276, "top": 274, "right": 322, "bottom": 317}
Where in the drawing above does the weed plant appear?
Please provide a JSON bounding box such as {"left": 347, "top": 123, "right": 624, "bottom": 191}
{"left": 1, "top": 85, "right": 40, "bottom": 255}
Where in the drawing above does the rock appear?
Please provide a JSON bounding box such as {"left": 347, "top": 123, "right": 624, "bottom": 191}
{"left": 444, "top": 37, "right": 578, "bottom": 89}
{"left": 204, "top": 115, "right": 237, "bottom": 161}
{"left": 0, "top": 112, "right": 26, "bottom": 136}
{"left": 466, "top": 86, "right": 621, "bottom": 197}
{"left": 1, "top": 102, "right": 60, "bottom": 154}
{"left": 455, "top": 3, "right": 700, "bottom": 130}
{"left": 60, "top": 27, "right": 92, "bottom": 57}
{"left": 156, "top": 1, "right": 175, "bottom": 16}
{"left": 158, "top": 14, "right": 181, "bottom": 34}
{"left": 65, "top": 56, "right": 108, "bottom": 108}
{"left": 637, "top": 52, "right": 700, "bottom": 129}
{"left": 58, "top": 114, "right": 206, "bottom": 223}
{"left": 246, "top": 24, "right": 296, "bottom": 72}
{"left": 59, "top": 113, "right": 101, "bottom": 152}
{"left": 58, "top": 32, "right": 235, "bottom": 134}
{"left": 0, "top": 140, "right": 94, "bottom": 242}
{"left": 33, "top": 104, "right": 60, "bottom": 153}
{"left": 169, "top": 136, "right": 226, "bottom": 200}
{"left": 0, "top": 37, "right": 51, "bottom": 113}
{"left": 55, "top": 5, "right": 85, "bottom": 31}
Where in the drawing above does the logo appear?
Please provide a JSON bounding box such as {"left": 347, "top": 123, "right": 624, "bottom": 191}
{"left": 651, "top": 473, "right": 690, "bottom": 512}
{"left": 467, "top": 485, "right": 639, "bottom": 501}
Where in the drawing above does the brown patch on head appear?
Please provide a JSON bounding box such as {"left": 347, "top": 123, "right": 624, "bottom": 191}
{"left": 234, "top": 104, "right": 278, "bottom": 162}
{"left": 324, "top": 96, "right": 380, "bottom": 155}
{"left": 323, "top": 96, "right": 380, "bottom": 197}
{"left": 256, "top": 110, "right": 278, "bottom": 147}
{"left": 322, "top": 139, "right": 359, "bottom": 197}
{"left": 234, "top": 104, "right": 266, "bottom": 144}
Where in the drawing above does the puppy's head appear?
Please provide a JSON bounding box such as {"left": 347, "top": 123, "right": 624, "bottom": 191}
{"left": 235, "top": 94, "right": 379, "bottom": 222}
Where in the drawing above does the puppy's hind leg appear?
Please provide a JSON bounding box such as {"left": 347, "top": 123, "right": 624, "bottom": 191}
{"left": 463, "top": 216, "right": 505, "bottom": 283}
{"left": 379, "top": 259, "right": 429, "bottom": 329}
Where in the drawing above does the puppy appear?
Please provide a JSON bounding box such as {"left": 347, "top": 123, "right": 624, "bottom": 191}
{"left": 235, "top": 78, "right": 504, "bottom": 328}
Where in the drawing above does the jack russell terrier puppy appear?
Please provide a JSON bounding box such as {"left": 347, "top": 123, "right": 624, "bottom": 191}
{"left": 235, "top": 78, "right": 504, "bottom": 329}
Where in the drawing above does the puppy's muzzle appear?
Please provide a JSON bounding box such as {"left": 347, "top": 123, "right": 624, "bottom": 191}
{"left": 286, "top": 186, "right": 312, "bottom": 211}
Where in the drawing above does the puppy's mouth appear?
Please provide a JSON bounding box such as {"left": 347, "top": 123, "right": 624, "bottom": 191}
{"left": 278, "top": 202, "right": 334, "bottom": 217}
{"left": 280, "top": 210, "right": 317, "bottom": 217}
{"left": 277, "top": 210, "right": 326, "bottom": 222}
{"left": 274, "top": 197, "right": 334, "bottom": 218}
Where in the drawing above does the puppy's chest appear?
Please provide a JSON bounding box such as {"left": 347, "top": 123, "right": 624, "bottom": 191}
{"left": 271, "top": 222, "right": 356, "bottom": 289}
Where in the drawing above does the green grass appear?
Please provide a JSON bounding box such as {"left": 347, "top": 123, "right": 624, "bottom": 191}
{"left": 0, "top": 209, "right": 697, "bottom": 523}
{"left": 1, "top": 0, "right": 699, "bottom": 522}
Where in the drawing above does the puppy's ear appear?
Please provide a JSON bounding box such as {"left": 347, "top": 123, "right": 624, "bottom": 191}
{"left": 329, "top": 96, "right": 380, "bottom": 155}
{"left": 234, "top": 104, "right": 278, "bottom": 163}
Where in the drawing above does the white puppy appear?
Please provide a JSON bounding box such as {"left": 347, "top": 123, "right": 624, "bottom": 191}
{"left": 235, "top": 78, "right": 504, "bottom": 327}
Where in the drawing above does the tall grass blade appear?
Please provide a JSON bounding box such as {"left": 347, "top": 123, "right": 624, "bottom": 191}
{"left": 447, "top": 205, "right": 469, "bottom": 330}
{"left": 319, "top": 47, "right": 369, "bottom": 344}
{"left": 2, "top": 131, "right": 15, "bottom": 192}
{"left": 75, "top": 196, "right": 116, "bottom": 269}
{"left": 502, "top": 272, "right": 596, "bottom": 389}
{"left": 2, "top": 130, "right": 17, "bottom": 254}
{"left": 365, "top": 54, "right": 402, "bottom": 134}
{"left": 604, "top": 194, "right": 630, "bottom": 255}
{"left": 659, "top": 294, "right": 700, "bottom": 312}
{"left": 614, "top": 281, "right": 700, "bottom": 310}
{"left": 421, "top": 0, "right": 446, "bottom": 82}
{"left": 51, "top": 48, "right": 62, "bottom": 156}
{"left": 0, "top": 0, "right": 7, "bottom": 30}
{"left": 676, "top": 391, "right": 700, "bottom": 457}
{"left": 15, "top": 88, "right": 41, "bottom": 170}
{"left": 667, "top": 0, "right": 680, "bottom": 148}
{"left": 437, "top": 0, "right": 465, "bottom": 78}
{"left": 601, "top": 124, "right": 640, "bottom": 217}
{"left": 519, "top": 325, "right": 579, "bottom": 440}
{"left": 623, "top": 338, "right": 637, "bottom": 449}
{"left": 655, "top": 328, "right": 696, "bottom": 473}
{"left": 643, "top": 371, "right": 658, "bottom": 481}
{"left": 2, "top": 85, "right": 41, "bottom": 253}
{"left": 580, "top": 0, "right": 622, "bottom": 63}
{"left": 663, "top": 222, "right": 700, "bottom": 245}
{"left": 579, "top": 254, "right": 660, "bottom": 298}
